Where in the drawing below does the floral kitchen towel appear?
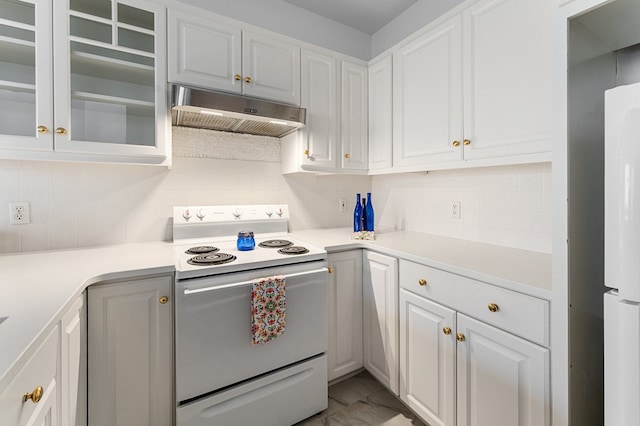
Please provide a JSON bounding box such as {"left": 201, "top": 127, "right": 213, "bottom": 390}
{"left": 251, "top": 275, "right": 286, "bottom": 345}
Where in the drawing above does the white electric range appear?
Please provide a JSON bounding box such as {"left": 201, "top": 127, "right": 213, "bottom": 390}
{"left": 172, "top": 204, "right": 328, "bottom": 426}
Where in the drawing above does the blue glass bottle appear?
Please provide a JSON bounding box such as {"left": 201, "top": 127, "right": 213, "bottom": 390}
{"left": 365, "top": 192, "right": 374, "bottom": 231}
{"left": 362, "top": 197, "right": 368, "bottom": 231}
{"left": 354, "top": 193, "right": 362, "bottom": 232}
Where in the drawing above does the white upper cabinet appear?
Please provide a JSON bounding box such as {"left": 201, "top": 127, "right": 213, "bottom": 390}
{"left": 340, "top": 60, "right": 368, "bottom": 171}
{"left": 393, "top": 15, "right": 463, "bottom": 167}
{"left": 368, "top": 54, "right": 393, "bottom": 171}
{"left": 0, "top": 0, "right": 169, "bottom": 164}
{"left": 461, "top": 0, "right": 552, "bottom": 160}
{"left": 168, "top": 10, "right": 300, "bottom": 105}
{"left": 299, "top": 48, "right": 339, "bottom": 170}
{"left": 168, "top": 9, "right": 241, "bottom": 93}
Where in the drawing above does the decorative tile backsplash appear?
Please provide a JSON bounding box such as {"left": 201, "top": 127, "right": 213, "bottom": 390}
{"left": 0, "top": 128, "right": 551, "bottom": 254}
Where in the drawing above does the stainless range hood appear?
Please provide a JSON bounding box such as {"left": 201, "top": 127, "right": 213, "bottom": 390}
{"left": 171, "top": 84, "right": 306, "bottom": 138}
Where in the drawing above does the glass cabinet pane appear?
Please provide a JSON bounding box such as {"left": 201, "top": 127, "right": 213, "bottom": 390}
{"left": 0, "top": 0, "right": 36, "bottom": 137}
{"left": 65, "top": 0, "right": 158, "bottom": 148}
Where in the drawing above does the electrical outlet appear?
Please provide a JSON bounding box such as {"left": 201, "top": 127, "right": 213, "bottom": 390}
{"left": 9, "top": 202, "right": 30, "bottom": 225}
{"left": 338, "top": 198, "right": 347, "bottom": 212}
{"left": 450, "top": 201, "right": 461, "bottom": 219}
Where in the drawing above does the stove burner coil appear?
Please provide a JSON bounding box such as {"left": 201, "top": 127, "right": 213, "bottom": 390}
{"left": 187, "top": 253, "right": 237, "bottom": 266}
{"left": 185, "top": 246, "right": 220, "bottom": 255}
{"left": 277, "top": 246, "right": 309, "bottom": 255}
{"left": 258, "top": 239, "right": 294, "bottom": 248}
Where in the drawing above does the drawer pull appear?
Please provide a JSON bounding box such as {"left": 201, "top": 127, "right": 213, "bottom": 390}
{"left": 443, "top": 327, "right": 452, "bottom": 335}
{"left": 418, "top": 279, "right": 427, "bottom": 287}
{"left": 159, "top": 296, "right": 169, "bottom": 304}
{"left": 456, "top": 333, "right": 466, "bottom": 342}
{"left": 488, "top": 303, "right": 499, "bottom": 313}
{"left": 23, "top": 386, "right": 43, "bottom": 404}
{"left": 328, "top": 267, "right": 334, "bottom": 274}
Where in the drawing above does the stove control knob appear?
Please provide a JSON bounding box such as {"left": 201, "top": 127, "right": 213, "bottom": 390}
{"left": 265, "top": 207, "right": 274, "bottom": 217}
{"left": 196, "top": 209, "right": 206, "bottom": 220}
{"left": 183, "top": 209, "right": 192, "bottom": 221}
{"left": 232, "top": 208, "right": 243, "bottom": 218}
{"left": 275, "top": 208, "right": 283, "bottom": 217}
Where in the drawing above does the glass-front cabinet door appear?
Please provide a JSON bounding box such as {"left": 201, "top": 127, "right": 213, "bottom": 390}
{"left": 53, "top": 0, "right": 167, "bottom": 159}
{"left": 0, "top": 0, "right": 53, "bottom": 151}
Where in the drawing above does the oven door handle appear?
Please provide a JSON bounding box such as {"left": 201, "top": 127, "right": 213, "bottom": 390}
{"left": 182, "top": 267, "right": 328, "bottom": 295}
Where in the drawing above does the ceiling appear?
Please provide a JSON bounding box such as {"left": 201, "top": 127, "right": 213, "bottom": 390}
{"left": 281, "top": 0, "right": 418, "bottom": 34}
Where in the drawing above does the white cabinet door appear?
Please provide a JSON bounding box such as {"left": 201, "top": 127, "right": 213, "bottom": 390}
{"left": 88, "top": 275, "right": 173, "bottom": 426}
{"left": 456, "top": 313, "right": 550, "bottom": 426}
{"left": 0, "top": 0, "right": 53, "bottom": 152}
{"left": 0, "top": 327, "right": 59, "bottom": 426}
{"left": 300, "top": 49, "right": 339, "bottom": 170}
{"left": 327, "top": 250, "right": 363, "bottom": 381}
{"left": 341, "top": 60, "right": 368, "bottom": 171}
{"left": 60, "top": 295, "right": 85, "bottom": 426}
{"left": 52, "top": 0, "right": 168, "bottom": 159}
{"left": 168, "top": 9, "right": 242, "bottom": 93}
{"left": 363, "top": 251, "right": 399, "bottom": 394}
{"left": 393, "top": 15, "right": 463, "bottom": 167}
{"left": 399, "top": 289, "right": 456, "bottom": 426}
{"left": 243, "top": 32, "right": 300, "bottom": 105}
{"left": 368, "top": 54, "right": 393, "bottom": 171}
{"left": 461, "top": 0, "right": 552, "bottom": 160}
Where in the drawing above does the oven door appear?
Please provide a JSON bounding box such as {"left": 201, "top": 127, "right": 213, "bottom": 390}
{"left": 175, "top": 261, "right": 328, "bottom": 404}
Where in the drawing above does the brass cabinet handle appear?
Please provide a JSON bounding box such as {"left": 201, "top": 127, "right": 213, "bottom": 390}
{"left": 37, "top": 125, "right": 48, "bottom": 134}
{"left": 418, "top": 278, "right": 427, "bottom": 287}
{"left": 328, "top": 267, "right": 334, "bottom": 273}
{"left": 56, "top": 127, "right": 67, "bottom": 136}
{"left": 159, "top": 296, "right": 169, "bottom": 304}
{"left": 245, "top": 76, "right": 252, "bottom": 84}
{"left": 452, "top": 140, "right": 460, "bottom": 147}
{"left": 463, "top": 139, "right": 471, "bottom": 146}
{"left": 443, "top": 327, "right": 452, "bottom": 335}
{"left": 234, "top": 74, "right": 241, "bottom": 81}
{"left": 23, "top": 386, "right": 43, "bottom": 404}
{"left": 344, "top": 153, "right": 350, "bottom": 159}
{"left": 456, "top": 333, "right": 466, "bottom": 342}
{"left": 488, "top": 303, "right": 499, "bottom": 313}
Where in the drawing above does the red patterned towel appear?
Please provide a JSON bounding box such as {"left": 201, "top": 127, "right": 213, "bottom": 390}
{"left": 251, "top": 276, "right": 286, "bottom": 345}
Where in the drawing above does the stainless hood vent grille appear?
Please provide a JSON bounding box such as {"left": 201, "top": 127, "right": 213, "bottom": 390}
{"left": 171, "top": 85, "right": 306, "bottom": 138}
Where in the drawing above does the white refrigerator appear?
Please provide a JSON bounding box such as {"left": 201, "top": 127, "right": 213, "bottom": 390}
{"left": 604, "top": 81, "right": 640, "bottom": 426}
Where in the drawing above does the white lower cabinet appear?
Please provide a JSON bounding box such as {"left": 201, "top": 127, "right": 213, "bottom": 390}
{"left": 0, "top": 294, "right": 84, "bottom": 426}
{"left": 87, "top": 274, "right": 173, "bottom": 426}
{"left": 400, "top": 289, "right": 456, "bottom": 426}
{"left": 363, "top": 251, "right": 399, "bottom": 394}
{"left": 327, "top": 250, "right": 363, "bottom": 381}
{"left": 399, "top": 259, "right": 550, "bottom": 426}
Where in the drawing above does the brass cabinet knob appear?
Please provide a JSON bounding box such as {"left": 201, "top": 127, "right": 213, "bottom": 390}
{"left": 234, "top": 74, "right": 241, "bottom": 81}
{"left": 55, "top": 127, "right": 67, "bottom": 135}
{"left": 245, "top": 76, "right": 252, "bottom": 84}
{"left": 463, "top": 139, "right": 471, "bottom": 146}
{"left": 452, "top": 140, "right": 460, "bottom": 147}
{"left": 418, "top": 278, "right": 427, "bottom": 287}
{"left": 456, "top": 333, "right": 466, "bottom": 342}
{"left": 443, "top": 327, "right": 452, "bottom": 335}
{"left": 488, "top": 303, "right": 499, "bottom": 313}
{"left": 304, "top": 149, "right": 310, "bottom": 156}
{"left": 328, "top": 267, "right": 334, "bottom": 273}
{"left": 159, "top": 296, "right": 169, "bottom": 304}
{"left": 344, "top": 153, "right": 350, "bottom": 159}
{"left": 23, "top": 386, "right": 43, "bottom": 404}
{"left": 37, "top": 125, "right": 48, "bottom": 134}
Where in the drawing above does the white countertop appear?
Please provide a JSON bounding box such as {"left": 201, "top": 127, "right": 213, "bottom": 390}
{"left": 0, "top": 229, "right": 551, "bottom": 388}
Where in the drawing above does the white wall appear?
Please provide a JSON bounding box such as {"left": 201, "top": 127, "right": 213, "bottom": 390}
{"left": 0, "top": 128, "right": 370, "bottom": 254}
{"left": 373, "top": 163, "right": 552, "bottom": 253}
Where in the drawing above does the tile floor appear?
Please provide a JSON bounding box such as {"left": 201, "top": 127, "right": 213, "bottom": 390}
{"left": 295, "top": 371, "right": 426, "bottom": 426}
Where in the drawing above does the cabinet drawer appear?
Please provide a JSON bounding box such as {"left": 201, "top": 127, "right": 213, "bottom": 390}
{"left": 0, "top": 325, "right": 59, "bottom": 423}
{"left": 399, "top": 260, "right": 549, "bottom": 346}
